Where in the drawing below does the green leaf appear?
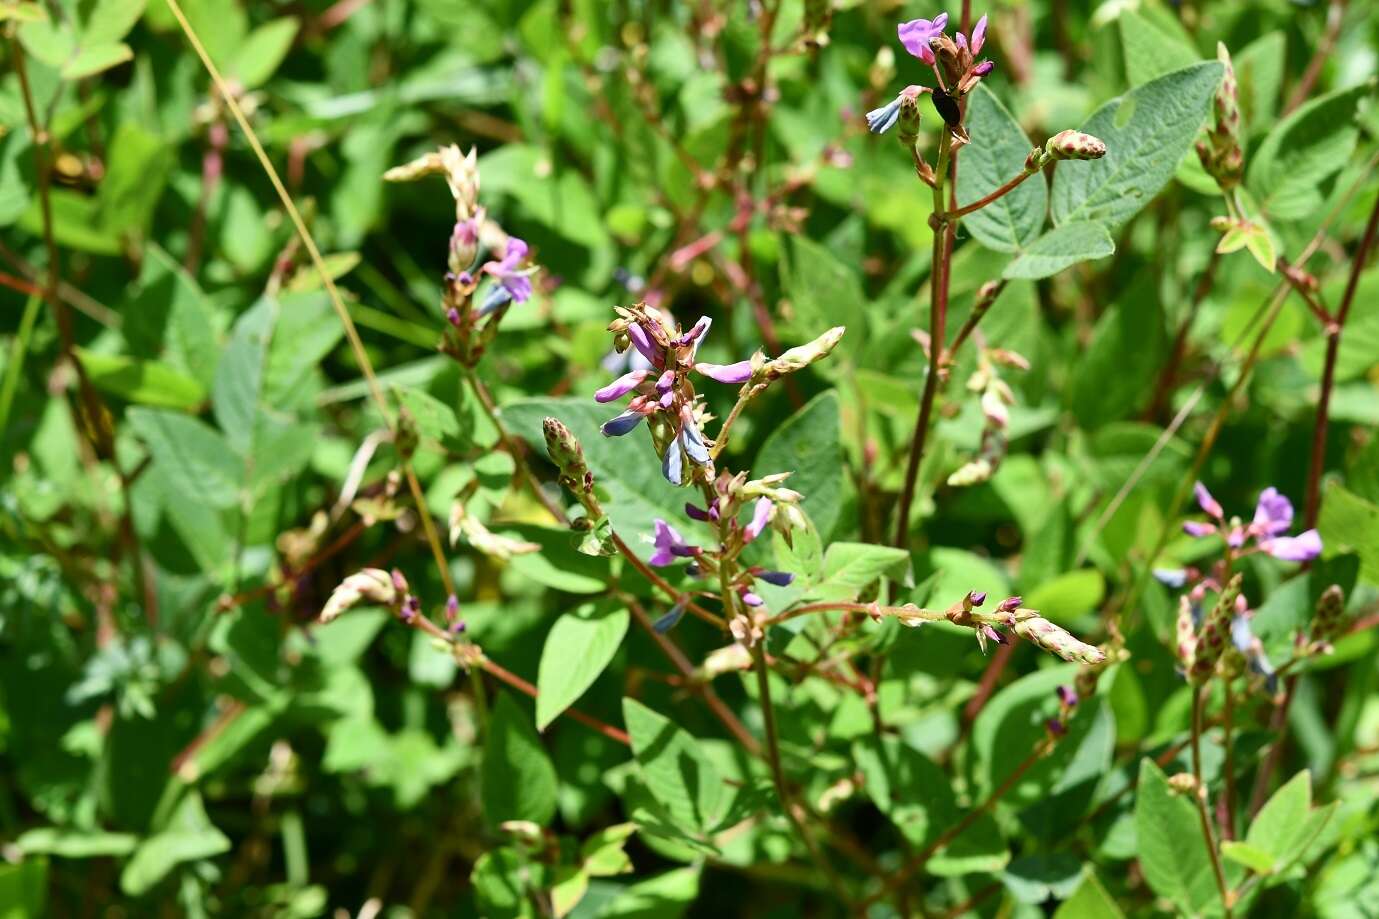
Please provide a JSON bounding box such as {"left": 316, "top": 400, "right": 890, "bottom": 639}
{"left": 853, "top": 735, "right": 1009, "bottom": 875}
{"left": 0, "top": 858, "right": 47, "bottom": 919}
{"left": 1235, "top": 32, "right": 1285, "bottom": 134}
{"left": 1243, "top": 769, "right": 1336, "bottom": 879}
{"left": 482, "top": 693, "right": 559, "bottom": 827}
{"left": 1003, "top": 221, "right": 1114, "bottom": 280}
{"left": 98, "top": 123, "right": 173, "bottom": 236}
{"left": 1318, "top": 483, "right": 1379, "bottom": 584}
{"left": 1135, "top": 758, "right": 1222, "bottom": 915}
{"left": 1066, "top": 277, "right": 1166, "bottom": 428}
{"left": 60, "top": 41, "right": 133, "bottom": 79}
{"left": 812, "top": 542, "right": 909, "bottom": 602}
{"left": 126, "top": 407, "right": 241, "bottom": 508}
{"left": 754, "top": 390, "right": 844, "bottom": 539}
{"left": 1024, "top": 569, "right": 1106, "bottom": 623}
{"left": 1222, "top": 841, "right": 1278, "bottom": 874}
{"left": 1052, "top": 62, "right": 1224, "bottom": 230}
{"left": 229, "top": 17, "right": 299, "bottom": 89}
{"left": 76, "top": 349, "right": 206, "bottom": 410}
{"left": 536, "top": 602, "right": 629, "bottom": 730}
{"left": 120, "top": 791, "right": 232, "bottom": 896}
{"left": 580, "top": 823, "right": 637, "bottom": 876}
{"left": 1053, "top": 869, "right": 1125, "bottom": 919}
{"left": 782, "top": 235, "right": 866, "bottom": 352}
{"left": 956, "top": 86, "right": 1047, "bottom": 253}
{"left": 622, "top": 698, "right": 722, "bottom": 835}
{"left": 395, "top": 384, "right": 460, "bottom": 443}
{"left": 16, "top": 828, "right": 138, "bottom": 858}
{"left": 1118, "top": 9, "right": 1199, "bottom": 87}
{"left": 80, "top": 0, "right": 145, "bottom": 45}
{"left": 1247, "top": 83, "right": 1373, "bottom": 221}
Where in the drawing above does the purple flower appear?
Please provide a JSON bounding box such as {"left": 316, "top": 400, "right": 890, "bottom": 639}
{"left": 741, "top": 589, "right": 765, "bottom": 607}
{"left": 1183, "top": 521, "right": 1217, "bottom": 538}
{"left": 662, "top": 436, "right": 686, "bottom": 485}
{"left": 996, "top": 595, "right": 1021, "bottom": 613}
{"left": 477, "top": 238, "right": 534, "bottom": 315}
{"left": 981, "top": 625, "right": 1004, "bottom": 645}
{"left": 1261, "top": 529, "right": 1322, "bottom": 562}
{"left": 1056, "top": 685, "right": 1079, "bottom": 707}
{"left": 1251, "top": 487, "right": 1294, "bottom": 537}
{"left": 970, "top": 13, "right": 988, "bottom": 54}
{"left": 600, "top": 409, "right": 645, "bottom": 437}
{"left": 627, "top": 322, "right": 663, "bottom": 368}
{"left": 695, "top": 360, "right": 754, "bottom": 384}
{"left": 743, "top": 497, "right": 773, "bottom": 543}
{"left": 678, "top": 410, "right": 712, "bottom": 466}
{"left": 971, "top": 60, "right": 994, "bottom": 77}
{"left": 653, "top": 602, "right": 687, "bottom": 633}
{"left": 1194, "top": 482, "right": 1224, "bottom": 520}
{"left": 596, "top": 370, "right": 650, "bottom": 403}
{"left": 966, "top": 590, "right": 987, "bottom": 608}
{"left": 756, "top": 570, "right": 795, "bottom": 587}
{"left": 649, "top": 519, "right": 697, "bottom": 567}
{"left": 898, "top": 13, "right": 948, "bottom": 65}
{"left": 867, "top": 95, "right": 904, "bottom": 134}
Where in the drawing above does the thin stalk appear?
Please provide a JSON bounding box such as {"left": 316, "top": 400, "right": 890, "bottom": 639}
{"left": 459, "top": 366, "right": 569, "bottom": 524}
{"left": 945, "top": 168, "right": 1036, "bottom": 219}
{"left": 893, "top": 135, "right": 953, "bottom": 547}
{"left": 0, "top": 294, "right": 43, "bottom": 441}
{"left": 1222, "top": 681, "right": 1237, "bottom": 840}
{"left": 1192, "top": 687, "right": 1234, "bottom": 918}
{"left": 1305, "top": 191, "right": 1379, "bottom": 528}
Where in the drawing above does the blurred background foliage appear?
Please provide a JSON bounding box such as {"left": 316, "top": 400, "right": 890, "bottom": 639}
{"left": 1, "top": 0, "right": 1378, "bottom": 916}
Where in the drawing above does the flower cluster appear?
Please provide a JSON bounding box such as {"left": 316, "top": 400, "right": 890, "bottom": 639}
{"left": 947, "top": 343, "right": 1027, "bottom": 487}
{"left": 596, "top": 304, "right": 758, "bottom": 486}
{"left": 869, "top": 11, "right": 994, "bottom": 141}
{"left": 1180, "top": 483, "right": 1321, "bottom": 563}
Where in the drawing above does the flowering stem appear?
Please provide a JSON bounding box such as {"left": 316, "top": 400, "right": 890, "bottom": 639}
{"left": 1192, "top": 686, "right": 1234, "bottom": 918}
{"left": 608, "top": 532, "right": 725, "bottom": 628}
{"left": 945, "top": 279, "right": 1007, "bottom": 361}
{"left": 1305, "top": 191, "right": 1379, "bottom": 529}
{"left": 894, "top": 136, "right": 954, "bottom": 547}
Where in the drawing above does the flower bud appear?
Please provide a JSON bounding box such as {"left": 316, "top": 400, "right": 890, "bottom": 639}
{"left": 1012, "top": 616, "right": 1107, "bottom": 665}
{"left": 1046, "top": 130, "right": 1107, "bottom": 161}
{"left": 897, "top": 85, "right": 924, "bottom": 146}
{"left": 1311, "top": 584, "right": 1346, "bottom": 646}
{"left": 543, "top": 416, "right": 592, "bottom": 495}
{"left": 1189, "top": 574, "right": 1242, "bottom": 683}
{"left": 1167, "top": 773, "right": 1200, "bottom": 796}
{"left": 766, "top": 326, "right": 846, "bottom": 379}
{"left": 320, "top": 568, "right": 397, "bottom": 623}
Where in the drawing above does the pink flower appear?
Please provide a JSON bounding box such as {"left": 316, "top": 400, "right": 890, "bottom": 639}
{"left": 898, "top": 14, "right": 948, "bottom": 65}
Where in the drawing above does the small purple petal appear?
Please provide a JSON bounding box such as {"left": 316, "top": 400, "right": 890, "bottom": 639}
{"left": 595, "top": 369, "right": 650, "bottom": 403}
{"left": 676, "top": 316, "right": 712, "bottom": 348}
{"left": 866, "top": 96, "right": 903, "bottom": 134}
{"left": 695, "top": 360, "right": 754, "bottom": 384}
{"left": 662, "top": 437, "right": 686, "bottom": 485}
{"left": 1252, "top": 487, "right": 1294, "bottom": 537}
{"left": 476, "top": 285, "right": 513, "bottom": 316}
{"left": 970, "top": 13, "right": 987, "bottom": 54}
{"left": 600, "top": 410, "right": 644, "bottom": 437}
{"left": 898, "top": 17, "right": 945, "bottom": 64}
{"left": 1227, "top": 525, "right": 1247, "bottom": 548}
{"left": 627, "top": 322, "right": 663, "bottom": 368}
{"left": 655, "top": 369, "right": 676, "bottom": 394}
{"left": 757, "top": 570, "right": 795, "bottom": 587}
{"left": 679, "top": 416, "right": 712, "bottom": 466}
{"left": 503, "top": 237, "right": 529, "bottom": 263}
{"left": 684, "top": 502, "right": 710, "bottom": 522}
{"left": 971, "top": 60, "right": 994, "bottom": 77}
{"left": 1194, "top": 482, "right": 1224, "bottom": 520}
{"left": 955, "top": 31, "right": 967, "bottom": 52}
{"left": 996, "top": 595, "right": 1021, "bottom": 613}
{"left": 1056, "top": 685, "right": 1079, "bottom": 707}
{"left": 982, "top": 625, "right": 1005, "bottom": 645}
{"left": 1183, "top": 521, "right": 1217, "bottom": 538}
{"left": 743, "top": 497, "right": 773, "bottom": 543}
{"left": 741, "top": 590, "right": 765, "bottom": 608}
{"left": 653, "top": 603, "right": 687, "bottom": 633}
{"left": 967, "top": 590, "right": 987, "bottom": 607}
{"left": 1263, "top": 529, "right": 1322, "bottom": 562}
{"left": 650, "top": 519, "right": 689, "bottom": 566}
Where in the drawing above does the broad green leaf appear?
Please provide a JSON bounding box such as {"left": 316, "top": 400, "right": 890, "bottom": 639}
{"left": 1244, "top": 769, "right": 1336, "bottom": 879}
{"left": 1003, "top": 221, "right": 1114, "bottom": 280}
{"left": 754, "top": 390, "right": 844, "bottom": 539}
{"left": 1052, "top": 62, "right": 1224, "bottom": 230}
{"left": 1066, "top": 277, "right": 1166, "bottom": 428}
{"left": 60, "top": 41, "right": 133, "bottom": 79}
{"left": 0, "top": 858, "right": 47, "bottom": 919}
{"left": 853, "top": 735, "right": 1009, "bottom": 875}
{"left": 1247, "top": 83, "right": 1372, "bottom": 221}
{"left": 1118, "top": 9, "right": 1199, "bottom": 87}
{"left": 1318, "top": 483, "right": 1379, "bottom": 584}
{"left": 482, "top": 693, "right": 559, "bottom": 826}
{"left": 580, "top": 823, "right": 637, "bottom": 876}
{"left": 783, "top": 235, "right": 866, "bottom": 352}
{"left": 1053, "top": 869, "right": 1125, "bottom": 919}
{"left": 80, "top": 0, "right": 145, "bottom": 45}
{"left": 126, "top": 407, "right": 241, "bottom": 508}
{"left": 20, "top": 189, "right": 121, "bottom": 255}
{"left": 601, "top": 867, "right": 700, "bottom": 919}
{"left": 120, "top": 792, "right": 232, "bottom": 896}
{"left": 1134, "top": 758, "right": 1223, "bottom": 915}
{"left": 1024, "top": 569, "right": 1106, "bottom": 623}
{"left": 395, "top": 384, "right": 460, "bottom": 443}
{"left": 1002, "top": 853, "right": 1085, "bottom": 904}
{"left": 1222, "top": 840, "right": 1278, "bottom": 874}
{"left": 1235, "top": 32, "right": 1285, "bottom": 134}
{"left": 76, "top": 349, "right": 205, "bottom": 409}
{"left": 471, "top": 846, "right": 545, "bottom": 919}
{"left": 505, "top": 524, "right": 612, "bottom": 593}
{"left": 98, "top": 123, "right": 173, "bottom": 236}
{"left": 622, "top": 698, "right": 722, "bottom": 835}
{"left": 536, "top": 602, "right": 629, "bottom": 730}
{"left": 956, "top": 86, "right": 1047, "bottom": 253}
{"left": 812, "top": 542, "right": 909, "bottom": 602}
{"left": 229, "top": 17, "right": 299, "bottom": 88}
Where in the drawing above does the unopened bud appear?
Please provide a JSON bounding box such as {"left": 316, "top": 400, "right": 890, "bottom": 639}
{"left": 997, "top": 595, "right": 1022, "bottom": 613}
{"left": 897, "top": 85, "right": 923, "bottom": 146}
{"left": 1189, "top": 574, "right": 1242, "bottom": 682}
{"left": 1046, "top": 129, "right": 1107, "bottom": 161}
{"left": 697, "top": 643, "right": 753, "bottom": 681}
{"left": 320, "top": 568, "right": 397, "bottom": 623}
{"left": 1167, "top": 773, "right": 1201, "bottom": 796}
{"left": 766, "top": 326, "right": 846, "bottom": 379}
{"left": 1311, "top": 584, "right": 1346, "bottom": 645}
{"left": 543, "top": 417, "right": 592, "bottom": 495}
{"left": 1012, "top": 616, "right": 1107, "bottom": 665}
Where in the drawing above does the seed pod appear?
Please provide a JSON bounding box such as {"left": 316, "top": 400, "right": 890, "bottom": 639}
{"left": 320, "top": 569, "right": 397, "bottom": 623}
{"left": 1046, "top": 129, "right": 1107, "bottom": 161}
{"left": 931, "top": 87, "right": 962, "bottom": 127}
{"left": 1012, "top": 616, "right": 1107, "bottom": 665}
